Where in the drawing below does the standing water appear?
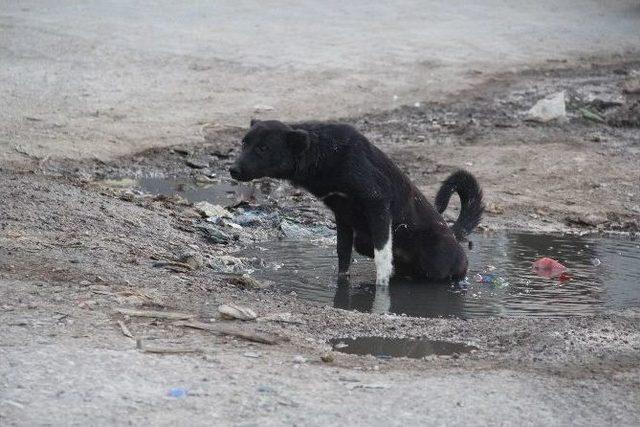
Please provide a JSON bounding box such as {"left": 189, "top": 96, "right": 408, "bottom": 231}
{"left": 247, "top": 232, "right": 640, "bottom": 318}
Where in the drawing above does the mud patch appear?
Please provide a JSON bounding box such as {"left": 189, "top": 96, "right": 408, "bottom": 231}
{"left": 329, "top": 337, "right": 476, "bottom": 359}
{"left": 248, "top": 232, "right": 640, "bottom": 318}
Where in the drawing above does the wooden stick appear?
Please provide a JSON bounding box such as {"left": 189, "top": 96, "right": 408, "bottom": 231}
{"left": 115, "top": 308, "right": 194, "bottom": 320}
{"left": 117, "top": 320, "right": 134, "bottom": 338}
{"left": 174, "top": 321, "right": 287, "bottom": 345}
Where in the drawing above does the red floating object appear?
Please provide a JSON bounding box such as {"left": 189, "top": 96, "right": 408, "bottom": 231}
{"left": 532, "top": 257, "right": 567, "bottom": 279}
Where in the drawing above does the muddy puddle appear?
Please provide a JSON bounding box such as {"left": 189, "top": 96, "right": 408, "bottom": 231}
{"left": 329, "top": 337, "right": 477, "bottom": 359}
{"left": 249, "top": 233, "right": 640, "bottom": 318}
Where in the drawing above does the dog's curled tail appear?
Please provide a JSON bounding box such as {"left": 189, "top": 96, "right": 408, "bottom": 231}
{"left": 434, "top": 170, "right": 484, "bottom": 241}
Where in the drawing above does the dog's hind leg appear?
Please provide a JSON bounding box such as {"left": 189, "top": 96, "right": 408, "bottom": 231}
{"left": 336, "top": 217, "right": 354, "bottom": 276}
{"left": 364, "top": 204, "right": 394, "bottom": 286}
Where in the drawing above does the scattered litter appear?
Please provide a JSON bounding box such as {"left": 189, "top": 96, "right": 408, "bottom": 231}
{"left": 591, "top": 258, "right": 601, "bottom": 267}
{"left": 532, "top": 257, "right": 567, "bottom": 278}
{"left": 579, "top": 108, "right": 605, "bottom": 123}
{"left": 233, "top": 210, "right": 280, "bottom": 227}
{"left": 168, "top": 387, "right": 188, "bottom": 398}
{"left": 115, "top": 308, "right": 194, "bottom": 320}
{"left": 218, "top": 304, "right": 257, "bottom": 321}
{"left": 194, "top": 202, "right": 232, "bottom": 219}
{"left": 243, "top": 351, "right": 262, "bottom": 358}
{"left": 525, "top": 91, "right": 566, "bottom": 123}
{"left": 346, "top": 383, "right": 389, "bottom": 390}
{"left": 333, "top": 341, "right": 349, "bottom": 349}
{"left": 473, "top": 273, "right": 509, "bottom": 287}
{"left": 280, "top": 219, "right": 334, "bottom": 239}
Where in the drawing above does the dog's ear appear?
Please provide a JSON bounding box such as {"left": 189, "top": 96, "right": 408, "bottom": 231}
{"left": 250, "top": 119, "right": 261, "bottom": 127}
{"left": 286, "top": 129, "right": 310, "bottom": 154}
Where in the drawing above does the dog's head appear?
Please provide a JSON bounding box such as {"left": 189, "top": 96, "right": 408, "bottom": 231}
{"left": 229, "top": 119, "right": 310, "bottom": 182}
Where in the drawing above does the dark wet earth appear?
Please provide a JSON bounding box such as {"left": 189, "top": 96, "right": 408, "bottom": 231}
{"left": 329, "top": 337, "right": 477, "bottom": 359}
{"left": 249, "top": 233, "right": 640, "bottom": 318}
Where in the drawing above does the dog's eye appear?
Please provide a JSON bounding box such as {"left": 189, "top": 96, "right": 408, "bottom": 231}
{"left": 256, "top": 143, "right": 268, "bottom": 153}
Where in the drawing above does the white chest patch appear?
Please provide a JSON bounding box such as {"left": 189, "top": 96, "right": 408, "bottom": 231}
{"left": 374, "top": 224, "right": 394, "bottom": 286}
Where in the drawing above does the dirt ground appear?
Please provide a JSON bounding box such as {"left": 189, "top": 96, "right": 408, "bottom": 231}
{"left": 2, "top": 2, "right": 640, "bottom": 425}
{"left": 1, "top": 61, "right": 640, "bottom": 426}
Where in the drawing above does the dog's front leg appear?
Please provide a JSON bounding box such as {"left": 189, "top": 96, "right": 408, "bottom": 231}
{"left": 365, "top": 203, "right": 393, "bottom": 286}
{"left": 336, "top": 218, "right": 353, "bottom": 277}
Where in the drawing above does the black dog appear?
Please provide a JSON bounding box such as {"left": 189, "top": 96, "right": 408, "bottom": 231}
{"left": 230, "top": 120, "right": 484, "bottom": 285}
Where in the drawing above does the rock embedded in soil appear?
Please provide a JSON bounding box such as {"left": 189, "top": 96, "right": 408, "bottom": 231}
{"left": 196, "top": 223, "right": 230, "bottom": 244}
{"left": 185, "top": 158, "right": 209, "bottom": 169}
{"left": 218, "top": 304, "right": 257, "bottom": 321}
{"left": 177, "top": 251, "right": 204, "bottom": 270}
{"left": 194, "top": 202, "right": 232, "bottom": 219}
{"left": 525, "top": 91, "right": 567, "bottom": 123}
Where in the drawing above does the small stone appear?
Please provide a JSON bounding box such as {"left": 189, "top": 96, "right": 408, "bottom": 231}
{"left": 228, "top": 274, "right": 263, "bottom": 289}
{"left": 321, "top": 353, "right": 334, "bottom": 363}
{"left": 196, "top": 224, "right": 230, "bottom": 244}
{"left": 194, "top": 202, "right": 232, "bottom": 219}
{"left": 292, "top": 355, "right": 307, "bottom": 364}
{"left": 177, "top": 251, "right": 204, "bottom": 270}
{"left": 622, "top": 78, "right": 640, "bottom": 94}
{"left": 243, "top": 351, "right": 261, "bottom": 358}
{"left": 253, "top": 104, "right": 274, "bottom": 113}
{"left": 185, "top": 159, "right": 209, "bottom": 169}
{"left": 566, "top": 213, "right": 607, "bottom": 227}
{"left": 218, "top": 304, "right": 257, "bottom": 321}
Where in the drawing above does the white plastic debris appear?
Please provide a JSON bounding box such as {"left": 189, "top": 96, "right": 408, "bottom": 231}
{"left": 525, "top": 91, "right": 567, "bottom": 123}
